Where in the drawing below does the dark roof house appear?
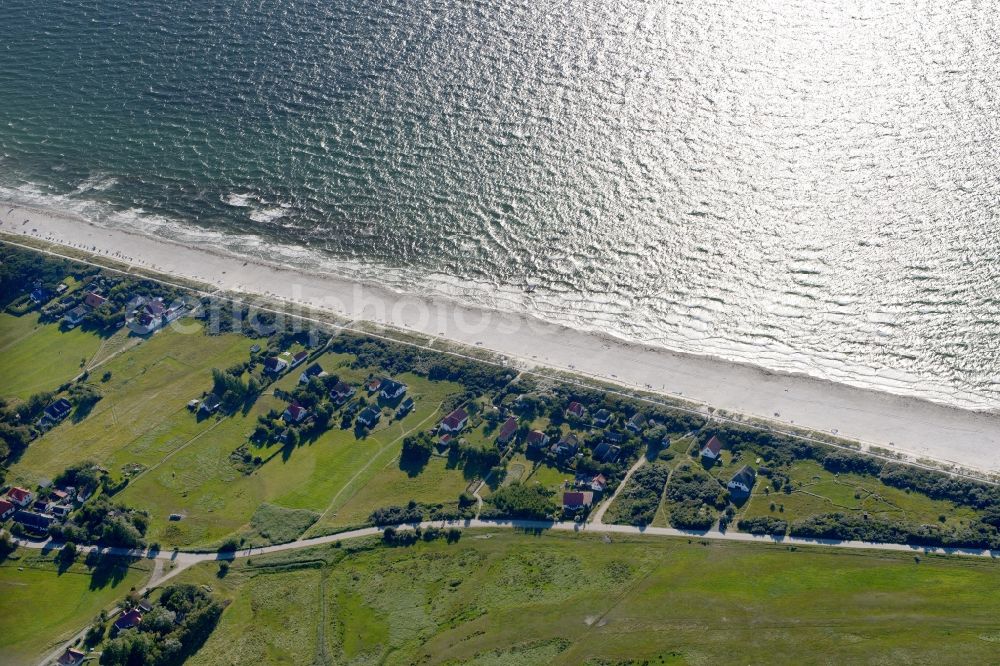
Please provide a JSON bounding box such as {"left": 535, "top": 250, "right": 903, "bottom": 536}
{"left": 358, "top": 406, "right": 381, "bottom": 428}
{"left": 199, "top": 393, "right": 222, "bottom": 414}
{"left": 63, "top": 304, "right": 89, "bottom": 326}
{"left": 379, "top": 378, "right": 407, "bottom": 400}
{"left": 593, "top": 408, "right": 612, "bottom": 426}
{"left": 396, "top": 396, "right": 415, "bottom": 416}
{"left": 30, "top": 287, "right": 51, "bottom": 304}
{"left": 330, "top": 381, "right": 356, "bottom": 403}
{"left": 727, "top": 465, "right": 757, "bottom": 497}
{"left": 13, "top": 510, "right": 53, "bottom": 532}
{"left": 299, "top": 363, "right": 326, "bottom": 384}
{"left": 56, "top": 647, "right": 86, "bottom": 666}
{"left": 44, "top": 398, "right": 73, "bottom": 422}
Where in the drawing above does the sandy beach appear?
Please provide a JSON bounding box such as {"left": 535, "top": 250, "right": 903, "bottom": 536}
{"left": 3, "top": 201, "right": 1000, "bottom": 476}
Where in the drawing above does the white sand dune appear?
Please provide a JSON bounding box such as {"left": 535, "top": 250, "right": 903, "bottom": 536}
{"left": 2, "top": 202, "right": 999, "bottom": 475}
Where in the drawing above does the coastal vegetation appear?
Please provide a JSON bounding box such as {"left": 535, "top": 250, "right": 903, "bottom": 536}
{"left": 163, "top": 531, "right": 1000, "bottom": 664}
{"left": 3, "top": 241, "right": 1000, "bottom": 662}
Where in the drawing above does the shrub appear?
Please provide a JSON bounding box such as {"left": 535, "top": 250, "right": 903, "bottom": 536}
{"left": 737, "top": 516, "right": 788, "bottom": 536}
{"left": 607, "top": 463, "right": 671, "bottom": 526}
{"left": 482, "top": 484, "right": 557, "bottom": 520}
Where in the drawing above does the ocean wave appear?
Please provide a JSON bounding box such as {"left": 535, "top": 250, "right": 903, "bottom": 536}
{"left": 3, "top": 180, "right": 997, "bottom": 413}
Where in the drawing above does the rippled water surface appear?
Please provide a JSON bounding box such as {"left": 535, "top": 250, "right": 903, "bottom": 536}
{"left": 1, "top": 0, "right": 998, "bottom": 408}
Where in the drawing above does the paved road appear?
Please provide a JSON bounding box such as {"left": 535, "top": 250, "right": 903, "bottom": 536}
{"left": 19, "top": 518, "right": 999, "bottom": 665}
{"left": 14, "top": 518, "right": 1000, "bottom": 566}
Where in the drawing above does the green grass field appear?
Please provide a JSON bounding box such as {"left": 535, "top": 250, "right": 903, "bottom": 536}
{"left": 114, "top": 364, "right": 465, "bottom": 547}
{"left": 5, "top": 319, "right": 472, "bottom": 548}
{"left": 741, "top": 459, "right": 979, "bottom": 528}
{"left": 0, "top": 551, "right": 151, "bottom": 665}
{"left": 6, "top": 322, "right": 252, "bottom": 487}
{"left": 0, "top": 312, "right": 105, "bottom": 401}
{"left": 172, "top": 531, "right": 1000, "bottom": 665}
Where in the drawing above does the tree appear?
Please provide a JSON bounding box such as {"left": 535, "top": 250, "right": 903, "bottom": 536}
{"left": 58, "top": 542, "right": 77, "bottom": 568}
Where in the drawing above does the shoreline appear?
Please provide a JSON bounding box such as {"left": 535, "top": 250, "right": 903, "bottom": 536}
{"left": 3, "top": 201, "right": 1000, "bottom": 475}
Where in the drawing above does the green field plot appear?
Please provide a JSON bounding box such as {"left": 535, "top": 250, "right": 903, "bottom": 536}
{"left": 742, "top": 460, "right": 980, "bottom": 528}
{"left": 172, "top": 531, "right": 1000, "bottom": 665}
{"left": 513, "top": 454, "right": 572, "bottom": 490}
{"left": 120, "top": 372, "right": 462, "bottom": 547}
{"left": 319, "top": 455, "right": 473, "bottom": 530}
{"left": 7, "top": 323, "right": 252, "bottom": 486}
{"left": 0, "top": 312, "right": 105, "bottom": 400}
{"left": 0, "top": 552, "right": 151, "bottom": 665}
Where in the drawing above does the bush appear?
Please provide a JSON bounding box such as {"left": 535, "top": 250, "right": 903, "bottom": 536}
{"left": 482, "top": 484, "right": 556, "bottom": 520}
{"left": 218, "top": 538, "right": 240, "bottom": 553}
{"left": 666, "top": 464, "right": 727, "bottom": 508}
{"left": 737, "top": 516, "right": 788, "bottom": 536}
{"left": 101, "top": 583, "right": 223, "bottom": 665}
{"left": 607, "top": 463, "right": 671, "bottom": 526}
{"left": 879, "top": 464, "right": 1000, "bottom": 510}
{"left": 369, "top": 501, "right": 424, "bottom": 526}
{"left": 669, "top": 502, "right": 715, "bottom": 530}
{"left": 821, "top": 451, "right": 882, "bottom": 476}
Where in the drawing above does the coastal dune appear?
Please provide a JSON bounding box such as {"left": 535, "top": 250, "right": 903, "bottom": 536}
{"left": 3, "top": 203, "right": 1000, "bottom": 475}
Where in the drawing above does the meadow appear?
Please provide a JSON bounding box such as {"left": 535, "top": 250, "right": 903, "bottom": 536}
{"left": 174, "top": 530, "right": 1000, "bottom": 665}
{"left": 604, "top": 435, "right": 982, "bottom": 533}
{"left": 5, "top": 317, "right": 474, "bottom": 548}
{"left": 0, "top": 551, "right": 151, "bottom": 665}
{"left": 0, "top": 312, "right": 105, "bottom": 401}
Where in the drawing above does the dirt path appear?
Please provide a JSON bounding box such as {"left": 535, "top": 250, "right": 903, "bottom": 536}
{"left": 590, "top": 455, "right": 647, "bottom": 527}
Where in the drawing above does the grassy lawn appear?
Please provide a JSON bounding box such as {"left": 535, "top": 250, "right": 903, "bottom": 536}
{"left": 0, "top": 551, "right": 151, "bottom": 665}
{"left": 741, "top": 460, "right": 980, "bottom": 528}
{"left": 0, "top": 312, "right": 105, "bottom": 401}
{"left": 119, "top": 371, "right": 463, "bottom": 547}
{"left": 515, "top": 454, "right": 573, "bottom": 490}
{"left": 320, "top": 455, "right": 473, "bottom": 530}
{"left": 6, "top": 322, "right": 252, "bottom": 487}
{"left": 173, "top": 531, "right": 1000, "bottom": 665}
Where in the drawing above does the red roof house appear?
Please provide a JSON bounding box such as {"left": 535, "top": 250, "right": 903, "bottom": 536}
{"left": 56, "top": 647, "right": 86, "bottom": 666}
{"left": 566, "top": 401, "right": 585, "bottom": 419}
{"left": 283, "top": 402, "right": 309, "bottom": 424}
{"left": 562, "top": 491, "right": 594, "bottom": 509}
{"left": 700, "top": 436, "right": 724, "bottom": 460}
{"left": 440, "top": 407, "right": 469, "bottom": 433}
{"left": 7, "top": 487, "right": 32, "bottom": 507}
{"left": 84, "top": 292, "right": 107, "bottom": 308}
{"left": 114, "top": 608, "right": 143, "bottom": 631}
{"left": 589, "top": 474, "right": 608, "bottom": 493}
{"left": 0, "top": 499, "right": 14, "bottom": 520}
{"left": 496, "top": 416, "right": 518, "bottom": 444}
{"left": 526, "top": 430, "right": 550, "bottom": 449}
